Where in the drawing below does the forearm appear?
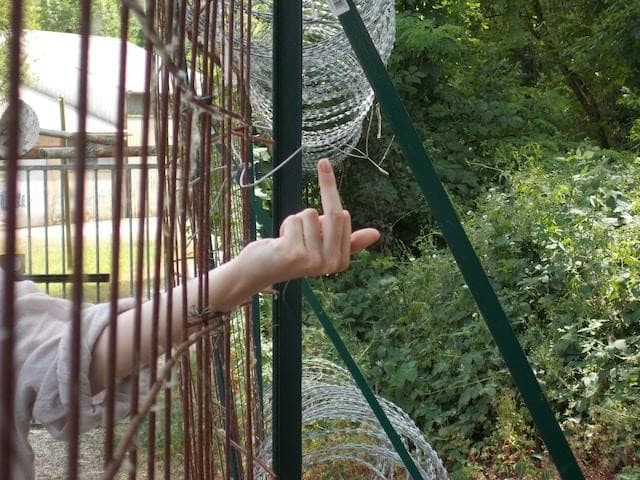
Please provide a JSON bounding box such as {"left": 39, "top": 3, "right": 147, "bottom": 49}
{"left": 89, "top": 248, "right": 268, "bottom": 394}
{"left": 88, "top": 159, "right": 380, "bottom": 395}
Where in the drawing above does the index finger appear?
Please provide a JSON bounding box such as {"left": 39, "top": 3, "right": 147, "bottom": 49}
{"left": 317, "top": 158, "right": 343, "bottom": 214}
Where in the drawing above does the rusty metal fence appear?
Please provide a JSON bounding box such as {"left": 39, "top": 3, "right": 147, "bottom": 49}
{"left": 0, "top": 0, "right": 265, "bottom": 478}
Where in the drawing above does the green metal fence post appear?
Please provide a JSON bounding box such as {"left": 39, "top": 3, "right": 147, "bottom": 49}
{"left": 272, "top": 1, "right": 303, "bottom": 478}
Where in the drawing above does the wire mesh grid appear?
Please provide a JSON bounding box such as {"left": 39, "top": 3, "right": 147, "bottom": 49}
{"left": 0, "top": 0, "right": 269, "bottom": 478}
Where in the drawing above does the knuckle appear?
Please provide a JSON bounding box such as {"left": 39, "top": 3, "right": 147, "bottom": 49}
{"left": 288, "top": 214, "right": 302, "bottom": 226}
{"left": 300, "top": 208, "right": 319, "bottom": 219}
{"left": 326, "top": 211, "right": 343, "bottom": 223}
{"left": 279, "top": 215, "right": 295, "bottom": 235}
{"left": 276, "top": 240, "right": 303, "bottom": 262}
{"left": 324, "top": 257, "right": 340, "bottom": 275}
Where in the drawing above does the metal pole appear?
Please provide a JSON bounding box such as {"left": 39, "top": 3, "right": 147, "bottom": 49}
{"left": 272, "top": 0, "right": 303, "bottom": 477}
{"left": 68, "top": 0, "right": 92, "bottom": 475}
{"left": 0, "top": 0, "right": 23, "bottom": 477}
{"left": 58, "top": 97, "right": 73, "bottom": 270}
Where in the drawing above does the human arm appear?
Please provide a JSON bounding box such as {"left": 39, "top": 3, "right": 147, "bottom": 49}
{"left": 89, "top": 159, "right": 379, "bottom": 393}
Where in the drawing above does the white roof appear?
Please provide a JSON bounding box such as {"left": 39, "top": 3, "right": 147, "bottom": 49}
{"left": 20, "top": 30, "right": 147, "bottom": 132}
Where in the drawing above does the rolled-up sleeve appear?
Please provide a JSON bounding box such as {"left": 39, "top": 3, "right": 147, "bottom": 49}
{"left": 28, "top": 297, "right": 138, "bottom": 439}
{"left": 9, "top": 275, "right": 140, "bottom": 479}
{"left": 5, "top": 269, "right": 144, "bottom": 480}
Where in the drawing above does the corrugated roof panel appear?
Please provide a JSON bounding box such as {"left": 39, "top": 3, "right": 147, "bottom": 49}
{"left": 22, "top": 30, "right": 147, "bottom": 128}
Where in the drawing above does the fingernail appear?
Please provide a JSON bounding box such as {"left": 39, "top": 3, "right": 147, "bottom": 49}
{"left": 318, "top": 158, "right": 331, "bottom": 173}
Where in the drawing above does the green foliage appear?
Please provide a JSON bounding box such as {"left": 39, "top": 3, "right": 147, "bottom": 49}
{"left": 314, "top": 147, "right": 640, "bottom": 476}
{"left": 35, "top": 0, "right": 80, "bottom": 33}
{"left": 34, "top": 0, "right": 143, "bottom": 45}
{"left": 339, "top": 6, "right": 578, "bottom": 251}
{"left": 475, "top": 392, "right": 556, "bottom": 479}
{"left": 480, "top": 0, "right": 640, "bottom": 149}
{"left": 0, "top": 0, "right": 36, "bottom": 100}
{"left": 339, "top": 0, "right": 640, "bottom": 251}
{"left": 617, "top": 466, "right": 640, "bottom": 480}
{"left": 619, "top": 87, "right": 640, "bottom": 152}
{"left": 0, "top": 0, "right": 10, "bottom": 100}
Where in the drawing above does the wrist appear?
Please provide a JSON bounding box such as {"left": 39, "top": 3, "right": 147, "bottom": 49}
{"left": 207, "top": 245, "right": 269, "bottom": 312}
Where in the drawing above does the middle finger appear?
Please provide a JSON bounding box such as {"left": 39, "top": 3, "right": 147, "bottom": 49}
{"left": 317, "top": 158, "right": 343, "bottom": 215}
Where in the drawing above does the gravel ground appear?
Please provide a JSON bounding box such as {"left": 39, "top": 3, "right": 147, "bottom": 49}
{"left": 31, "top": 424, "right": 105, "bottom": 479}
{"left": 30, "top": 424, "right": 181, "bottom": 479}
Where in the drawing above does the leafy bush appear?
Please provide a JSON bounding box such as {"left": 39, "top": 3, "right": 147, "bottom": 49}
{"left": 338, "top": 11, "right": 578, "bottom": 251}
{"left": 312, "top": 146, "right": 640, "bottom": 477}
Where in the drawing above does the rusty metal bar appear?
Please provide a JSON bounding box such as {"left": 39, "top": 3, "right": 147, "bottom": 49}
{"left": 173, "top": 0, "right": 197, "bottom": 477}
{"left": 14, "top": 145, "right": 157, "bottom": 159}
{"left": 104, "top": 0, "right": 130, "bottom": 467}
{"left": 159, "top": 0, "right": 190, "bottom": 476}
{"left": 0, "top": 0, "right": 23, "bottom": 477}
{"left": 154, "top": 0, "right": 172, "bottom": 474}
{"left": 67, "top": 0, "right": 92, "bottom": 476}
{"left": 201, "top": 4, "right": 216, "bottom": 477}
{"left": 146, "top": 1, "right": 174, "bottom": 478}
{"left": 241, "top": 0, "right": 256, "bottom": 474}
{"left": 179, "top": 2, "right": 207, "bottom": 473}
{"left": 221, "top": 1, "right": 234, "bottom": 475}
{"left": 223, "top": 4, "right": 248, "bottom": 477}
{"left": 140, "top": 0, "right": 158, "bottom": 476}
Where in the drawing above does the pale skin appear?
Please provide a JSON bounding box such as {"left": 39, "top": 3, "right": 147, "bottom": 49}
{"left": 89, "top": 159, "right": 380, "bottom": 394}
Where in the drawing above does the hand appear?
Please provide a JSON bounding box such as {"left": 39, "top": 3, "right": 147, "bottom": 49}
{"left": 238, "top": 158, "right": 380, "bottom": 287}
{"left": 279, "top": 158, "right": 379, "bottom": 277}
{"left": 91, "top": 159, "right": 379, "bottom": 393}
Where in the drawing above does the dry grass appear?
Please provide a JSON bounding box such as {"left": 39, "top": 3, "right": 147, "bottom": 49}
{"left": 6, "top": 219, "right": 160, "bottom": 303}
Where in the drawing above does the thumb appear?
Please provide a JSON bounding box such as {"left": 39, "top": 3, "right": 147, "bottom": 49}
{"left": 350, "top": 228, "right": 380, "bottom": 254}
{"left": 279, "top": 215, "right": 304, "bottom": 244}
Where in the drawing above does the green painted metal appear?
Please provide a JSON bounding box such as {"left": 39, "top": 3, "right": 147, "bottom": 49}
{"left": 247, "top": 139, "right": 264, "bottom": 417}
{"left": 330, "top": 1, "right": 585, "bottom": 478}
{"left": 251, "top": 196, "right": 426, "bottom": 479}
{"left": 272, "top": 1, "right": 303, "bottom": 478}
{"left": 302, "top": 281, "right": 426, "bottom": 480}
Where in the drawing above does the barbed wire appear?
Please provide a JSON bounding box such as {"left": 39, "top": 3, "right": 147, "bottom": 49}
{"left": 257, "top": 358, "right": 449, "bottom": 479}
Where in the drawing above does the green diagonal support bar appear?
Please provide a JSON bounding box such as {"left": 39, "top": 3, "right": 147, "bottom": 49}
{"left": 302, "top": 281, "right": 426, "bottom": 480}
{"left": 330, "top": 1, "right": 584, "bottom": 478}
{"left": 250, "top": 196, "right": 426, "bottom": 479}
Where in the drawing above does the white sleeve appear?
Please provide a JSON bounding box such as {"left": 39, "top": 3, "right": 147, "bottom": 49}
{"left": 16, "top": 292, "right": 140, "bottom": 440}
